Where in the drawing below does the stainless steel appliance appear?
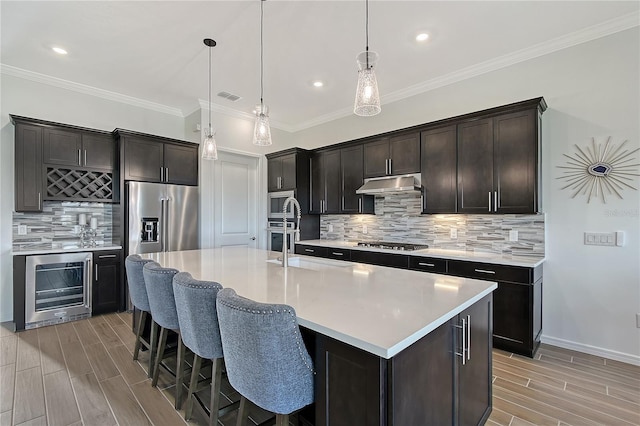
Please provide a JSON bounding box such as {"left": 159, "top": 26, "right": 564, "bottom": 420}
{"left": 267, "top": 190, "right": 296, "bottom": 219}
{"left": 356, "top": 241, "right": 429, "bottom": 251}
{"left": 127, "top": 181, "right": 199, "bottom": 255}
{"left": 25, "top": 252, "right": 93, "bottom": 328}
{"left": 267, "top": 220, "right": 296, "bottom": 253}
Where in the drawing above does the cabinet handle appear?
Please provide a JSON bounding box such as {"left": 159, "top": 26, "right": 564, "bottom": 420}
{"left": 98, "top": 254, "right": 117, "bottom": 259}
{"left": 95, "top": 266, "right": 98, "bottom": 281}
{"left": 418, "top": 262, "right": 435, "bottom": 267}
{"left": 160, "top": 167, "right": 164, "bottom": 181}
{"left": 466, "top": 314, "right": 471, "bottom": 361}
{"left": 332, "top": 252, "right": 344, "bottom": 256}
{"left": 321, "top": 200, "right": 324, "bottom": 213}
{"left": 474, "top": 269, "right": 496, "bottom": 275}
{"left": 38, "top": 192, "right": 41, "bottom": 209}
{"left": 165, "top": 167, "right": 169, "bottom": 182}
{"left": 304, "top": 249, "right": 315, "bottom": 253}
{"left": 488, "top": 192, "right": 492, "bottom": 212}
{"left": 388, "top": 158, "right": 392, "bottom": 174}
{"left": 78, "top": 149, "right": 82, "bottom": 165}
{"left": 84, "top": 150, "right": 87, "bottom": 166}
{"left": 454, "top": 318, "right": 467, "bottom": 365}
{"left": 358, "top": 198, "right": 362, "bottom": 213}
{"left": 494, "top": 191, "right": 497, "bottom": 212}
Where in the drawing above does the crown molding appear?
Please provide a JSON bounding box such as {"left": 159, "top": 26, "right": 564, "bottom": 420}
{"left": 289, "top": 10, "right": 640, "bottom": 132}
{"left": 196, "top": 99, "right": 295, "bottom": 132}
{"left": 1, "top": 64, "right": 184, "bottom": 117}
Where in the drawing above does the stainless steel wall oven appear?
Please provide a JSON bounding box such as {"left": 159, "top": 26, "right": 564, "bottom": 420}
{"left": 25, "top": 252, "right": 92, "bottom": 328}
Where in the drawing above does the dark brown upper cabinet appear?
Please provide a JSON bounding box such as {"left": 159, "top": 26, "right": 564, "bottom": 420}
{"left": 363, "top": 132, "right": 420, "bottom": 178}
{"left": 457, "top": 108, "right": 540, "bottom": 214}
{"left": 14, "top": 121, "right": 43, "bottom": 212}
{"left": 117, "top": 130, "right": 198, "bottom": 186}
{"left": 341, "top": 145, "right": 374, "bottom": 214}
{"left": 43, "top": 128, "right": 115, "bottom": 171}
{"left": 267, "top": 153, "right": 296, "bottom": 191}
{"left": 421, "top": 126, "right": 457, "bottom": 214}
{"left": 310, "top": 150, "right": 341, "bottom": 214}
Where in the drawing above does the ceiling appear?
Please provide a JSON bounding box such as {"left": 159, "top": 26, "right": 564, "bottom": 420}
{"left": 1, "top": 1, "right": 638, "bottom": 132}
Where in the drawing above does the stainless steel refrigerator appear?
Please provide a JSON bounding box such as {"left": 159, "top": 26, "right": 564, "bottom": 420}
{"left": 127, "top": 181, "right": 199, "bottom": 255}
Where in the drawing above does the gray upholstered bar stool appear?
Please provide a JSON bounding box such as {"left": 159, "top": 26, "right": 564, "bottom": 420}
{"left": 173, "top": 272, "right": 238, "bottom": 424}
{"left": 216, "top": 288, "right": 315, "bottom": 426}
{"left": 124, "top": 254, "right": 156, "bottom": 378}
{"left": 142, "top": 261, "right": 184, "bottom": 409}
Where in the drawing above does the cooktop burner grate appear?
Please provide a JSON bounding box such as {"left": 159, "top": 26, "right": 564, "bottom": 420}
{"left": 356, "top": 241, "right": 429, "bottom": 251}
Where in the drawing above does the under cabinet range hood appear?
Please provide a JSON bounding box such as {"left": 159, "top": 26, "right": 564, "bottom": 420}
{"left": 356, "top": 174, "right": 421, "bottom": 195}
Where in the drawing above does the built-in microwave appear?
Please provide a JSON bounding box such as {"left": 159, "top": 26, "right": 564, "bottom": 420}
{"left": 267, "top": 190, "right": 296, "bottom": 219}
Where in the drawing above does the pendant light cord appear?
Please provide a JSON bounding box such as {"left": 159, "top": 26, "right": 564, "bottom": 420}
{"left": 260, "top": 0, "right": 265, "bottom": 110}
{"left": 208, "top": 44, "right": 212, "bottom": 134}
{"left": 365, "top": 0, "right": 369, "bottom": 69}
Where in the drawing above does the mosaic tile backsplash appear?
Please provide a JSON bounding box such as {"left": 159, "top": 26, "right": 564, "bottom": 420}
{"left": 13, "top": 201, "right": 115, "bottom": 252}
{"left": 321, "top": 193, "right": 545, "bottom": 257}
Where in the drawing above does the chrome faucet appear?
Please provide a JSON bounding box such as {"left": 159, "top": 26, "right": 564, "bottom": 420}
{"left": 282, "top": 196, "right": 301, "bottom": 267}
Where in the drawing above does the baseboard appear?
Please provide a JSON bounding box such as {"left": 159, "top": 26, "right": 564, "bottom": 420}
{"left": 541, "top": 334, "right": 640, "bottom": 366}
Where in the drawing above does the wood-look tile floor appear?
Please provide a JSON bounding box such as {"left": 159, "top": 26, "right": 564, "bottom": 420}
{"left": 1, "top": 313, "right": 638, "bottom": 426}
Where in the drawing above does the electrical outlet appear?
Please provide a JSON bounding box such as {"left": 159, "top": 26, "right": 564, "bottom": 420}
{"left": 17, "top": 225, "right": 27, "bottom": 235}
{"left": 363, "top": 225, "right": 368, "bottom": 234}
{"left": 509, "top": 230, "right": 518, "bottom": 242}
{"left": 450, "top": 228, "right": 457, "bottom": 239}
{"left": 636, "top": 313, "right": 640, "bottom": 328}
{"left": 73, "top": 225, "right": 80, "bottom": 234}
{"left": 328, "top": 224, "right": 334, "bottom": 233}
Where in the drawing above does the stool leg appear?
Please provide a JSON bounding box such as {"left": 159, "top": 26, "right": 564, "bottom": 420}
{"left": 236, "top": 396, "right": 247, "bottom": 426}
{"left": 175, "top": 333, "right": 185, "bottom": 409}
{"left": 148, "top": 320, "right": 159, "bottom": 378}
{"left": 133, "top": 310, "right": 146, "bottom": 361}
{"left": 209, "top": 358, "right": 223, "bottom": 426}
{"left": 185, "top": 354, "right": 202, "bottom": 421}
{"left": 152, "top": 326, "right": 168, "bottom": 387}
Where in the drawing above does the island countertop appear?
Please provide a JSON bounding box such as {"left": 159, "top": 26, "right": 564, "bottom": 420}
{"left": 143, "top": 247, "right": 496, "bottom": 359}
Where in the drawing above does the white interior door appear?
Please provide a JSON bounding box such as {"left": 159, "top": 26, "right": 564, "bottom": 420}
{"left": 214, "top": 151, "right": 258, "bottom": 247}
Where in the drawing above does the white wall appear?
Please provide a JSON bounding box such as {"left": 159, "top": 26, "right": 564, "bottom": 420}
{"left": 290, "top": 28, "right": 640, "bottom": 363}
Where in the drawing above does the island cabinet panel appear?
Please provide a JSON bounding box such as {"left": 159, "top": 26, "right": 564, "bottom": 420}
{"left": 14, "top": 123, "right": 43, "bottom": 212}
{"left": 421, "top": 125, "right": 458, "bottom": 214}
{"left": 92, "top": 250, "right": 121, "bottom": 315}
{"left": 350, "top": 250, "right": 409, "bottom": 269}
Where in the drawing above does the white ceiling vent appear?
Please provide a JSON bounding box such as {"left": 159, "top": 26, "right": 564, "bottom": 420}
{"left": 217, "top": 91, "right": 242, "bottom": 102}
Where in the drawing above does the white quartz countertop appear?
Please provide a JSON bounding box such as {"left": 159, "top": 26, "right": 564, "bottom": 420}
{"left": 142, "top": 247, "right": 496, "bottom": 359}
{"left": 12, "top": 245, "right": 123, "bottom": 256}
{"left": 297, "top": 239, "right": 545, "bottom": 268}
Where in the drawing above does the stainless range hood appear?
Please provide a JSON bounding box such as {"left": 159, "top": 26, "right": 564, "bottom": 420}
{"left": 356, "top": 174, "right": 421, "bottom": 195}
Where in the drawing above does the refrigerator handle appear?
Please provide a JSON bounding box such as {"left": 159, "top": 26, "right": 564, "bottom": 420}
{"left": 165, "top": 197, "right": 170, "bottom": 251}
{"left": 160, "top": 198, "right": 166, "bottom": 252}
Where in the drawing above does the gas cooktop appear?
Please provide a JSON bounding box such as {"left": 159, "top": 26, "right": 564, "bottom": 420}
{"left": 356, "top": 241, "right": 429, "bottom": 251}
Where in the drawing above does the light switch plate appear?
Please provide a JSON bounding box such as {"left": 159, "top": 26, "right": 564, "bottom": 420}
{"left": 328, "top": 224, "right": 334, "bottom": 233}
{"left": 362, "top": 225, "right": 368, "bottom": 234}
{"left": 509, "top": 230, "right": 518, "bottom": 241}
{"left": 450, "top": 228, "right": 457, "bottom": 239}
{"left": 17, "top": 225, "right": 27, "bottom": 235}
{"left": 584, "top": 232, "right": 616, "bottom": 246}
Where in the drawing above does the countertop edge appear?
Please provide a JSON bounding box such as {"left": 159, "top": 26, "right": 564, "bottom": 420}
{"left": 12, "top": 245, "right": 123, "bottom": 256}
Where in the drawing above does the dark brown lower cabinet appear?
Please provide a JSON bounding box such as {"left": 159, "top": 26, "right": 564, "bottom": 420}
{"left": 92, "top": 250, "right": 121, "bottom": 315}
{"left": 307, "top": 293, "right": 493, "bottom": 426}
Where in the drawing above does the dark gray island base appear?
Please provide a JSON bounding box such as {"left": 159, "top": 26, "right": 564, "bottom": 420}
{"left": 301, "top": 293, "right": 493, "bottom": 426}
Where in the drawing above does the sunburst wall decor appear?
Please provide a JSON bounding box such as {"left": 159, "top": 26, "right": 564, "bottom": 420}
{"left": 557, "top": 137, "right": 639, "bottom": 203}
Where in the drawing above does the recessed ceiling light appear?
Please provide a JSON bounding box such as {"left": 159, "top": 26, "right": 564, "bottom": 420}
{"left": 415, "top": 33, "right": 429, "bottom": 42}
{"left": 312, "top": 81, "right": 324, "bottom": 88}
{"left": 52, "top": 46, "right": 68, "bottom": 55}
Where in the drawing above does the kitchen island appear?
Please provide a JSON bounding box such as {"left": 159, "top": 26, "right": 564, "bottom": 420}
{"left": 143, "top": 247, "right": 497, "bottom": 425}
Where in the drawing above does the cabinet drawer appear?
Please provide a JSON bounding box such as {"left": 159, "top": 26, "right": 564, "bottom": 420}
{"left": 350, "top": 250, "right": 409, "bottom": 269}
{"left": 327, "top": 248, "right": 351, "bottom": 261}
{"left": 295, "top": 244, "right": 329, "bottom": 258}
{"left": 408, "top": 257, "right": 447, "bottom": 274}
{"left": 448, "top": 260, "right": 532, "bottom": 284}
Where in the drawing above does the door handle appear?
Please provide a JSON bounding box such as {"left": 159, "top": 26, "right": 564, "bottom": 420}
{"left": 454, "top": 317, "right": 467, "bottom": 365}
{"left": 474, "top": 269, "right": 496, "bottom": 275}
{"left": 466, "top": 314, "right": 471, "bottom": 361}
{"left": 418, "top": 262, "right": 435, "bottom": 267}
{"left": 250, "top": 237, "right": 256, "bottom": 241}
{"left": 98, "top": 254, "right": 117, "bottom": 259}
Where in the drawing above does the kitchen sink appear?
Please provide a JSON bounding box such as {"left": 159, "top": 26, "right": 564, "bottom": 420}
{"left": 266, "top": 256, "right": 351, "bottom": 270}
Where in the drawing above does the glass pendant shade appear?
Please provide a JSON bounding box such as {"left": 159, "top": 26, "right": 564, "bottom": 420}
{"left": 354, "top": 51, "right": 381, "bottom": 116}
{"left": 253, "top": 104, "right": 272, "bottom": 146}
{"left": 202, "top": 129, "right": 218, "bottom": 160}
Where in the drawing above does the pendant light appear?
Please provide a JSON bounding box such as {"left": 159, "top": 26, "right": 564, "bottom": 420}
{"left": 202, "top": 38, "right": 218, "bottom": 160}
{"left": 253, "top": 0, "right": 272, "bottom": 146}
{"left": 354, "top": 0, "right": 381, "bottom": 116}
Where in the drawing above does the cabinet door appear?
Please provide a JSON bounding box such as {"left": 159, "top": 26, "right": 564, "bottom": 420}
{"left": 457, "top": 119, "right": 494, "bottom": 213}
{"left": 43, "top": 128, "right": 82, "bottom": 166}
{"left": 310, "top": 154, "right": 324, "bottom": 214}
{"left": 280, "top": 154, "right": 297, "bottom": 190}
{"left": 493, "top": 281, "right": 530, "bottom": 351}
{"left": 421, "top": 126, "right": 457, "bottom": 213}
{"left": 494, "top": 110, "right": 537, "bottom": 213}
{"left": 82, "top": 134, "right": 115, "bottom": 170}
{"left": 124, "top": 138, "right": 163, "bottom": 182}
{"left": 389, "top": 132, "right": 420, "bottom": 175}
{"left": 15, "top": 123, "right": 43, "bottom": 212}
{"left": 323, "top": 150, "right": 341, "bottom": 214}
{"left": 457, "top": 293, "right": 492, "bottom": 426}
{"left": 164, "top": 143, "right": 198, "bottom": 185}
{"left": 267, "top": 157, "right": 282, "bottom": 191}
{"left": 92, "top": 251, "right": 121, "bottom": 315}
{"left": 363, "top": 138, "right": 389, "bottom": 178}
{"left": 341, "top": 145, "right": 364, "bottom": 213}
